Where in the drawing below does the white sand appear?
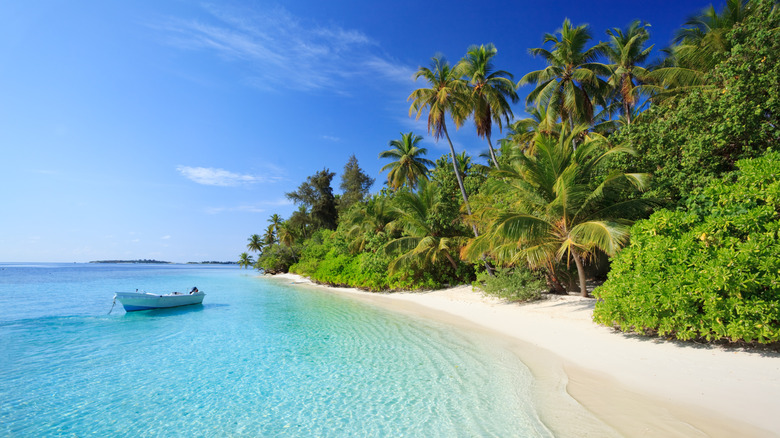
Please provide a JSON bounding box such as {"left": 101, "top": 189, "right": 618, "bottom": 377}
{"left": 269, "top": 273, "right": 780, "bottom": 437}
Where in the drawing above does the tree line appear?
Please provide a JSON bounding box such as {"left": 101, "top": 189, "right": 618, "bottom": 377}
{"left": 240, "top": 0, "right": 780, "bottom": 344}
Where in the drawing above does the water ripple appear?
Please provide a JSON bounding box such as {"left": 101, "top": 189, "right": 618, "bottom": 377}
{"left": 0, "top": 265, "right": 551, "bottom": 436}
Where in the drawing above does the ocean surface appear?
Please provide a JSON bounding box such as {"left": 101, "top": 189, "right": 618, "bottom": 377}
{"left": 0, "top": 263, "right": 552, "bottom": 437}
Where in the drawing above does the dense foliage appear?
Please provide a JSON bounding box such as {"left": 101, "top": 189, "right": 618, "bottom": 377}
{"left": 241, "top": 0, "right": 780, "bottom": 344}
{"left": 610, "top": 0, "right": 779, "bottom": 204}
{"left": 594, "top": 153, "right": 780, "bottom": 343}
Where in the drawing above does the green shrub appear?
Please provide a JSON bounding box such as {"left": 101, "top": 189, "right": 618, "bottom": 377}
{"left": 475, "top": 267, "right": 545, "bottom": 302}
{"left": 593, "top": 152, "right": 780, "bottom": 344}
{"left": 606, "top": 0, "right": 780, "bottom": 206}
{"left": 255, "top": 244, "right": 300, "bottom": 274}
{"left": 289, "top": 225, "right": 474, "bottom": 292}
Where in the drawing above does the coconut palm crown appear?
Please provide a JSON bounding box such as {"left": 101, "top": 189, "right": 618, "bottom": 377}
{"left": 385, "top": 179, "right": 466, "bottom": 272}
{"left": 604, "top": 21, "right": 654, "bottom": 124}
{"left": 378, "top": 132, "right": 434, "bottom": 190}
{"left": 518, "top": 19, "right": 611, "bottom": 128}
{"left": 464, "top": 127, "right": 652, "bottom": 296}
{"left": 408, "top": 55, "right": 474, "bottom": 215}
{"left": 456, "top": 43, "right": 519, "bottom": 167}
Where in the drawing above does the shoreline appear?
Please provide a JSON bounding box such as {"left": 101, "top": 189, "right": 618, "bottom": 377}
{"left": 267, "top": 273, "right": 780, "bottom": 437}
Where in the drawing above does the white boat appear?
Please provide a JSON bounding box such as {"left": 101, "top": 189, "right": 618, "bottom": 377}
{"left": 114, "top": 287, "right": 205, "bottom": 312}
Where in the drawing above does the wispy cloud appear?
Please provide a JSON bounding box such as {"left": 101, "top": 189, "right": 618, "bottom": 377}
{"left": 154, "top": 4, "right": 414, "bottom": 92}
{"left": 177, "top": 166, "right": 279, "bottom": 186}
{"left": 321, "top": 135, "right": 341, "bottom": 142}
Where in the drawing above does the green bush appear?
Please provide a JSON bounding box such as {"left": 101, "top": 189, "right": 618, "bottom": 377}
{"left": 607, "top": 0, "right": 780, "bottom": 206}
{"left": 593, "top": 152, "right": 780, "bottom": 343}
{"left": 254, "top": 244, "right": 300, "bottom": 274}
{"left": 289, "top": 226, "right": 473, "bottom": 291}
{"left": 474, "top": 267, "right": 546, "bottom": 302}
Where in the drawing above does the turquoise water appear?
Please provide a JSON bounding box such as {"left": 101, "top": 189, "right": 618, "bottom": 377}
{"left": 0, "top": 263, "right": 551, "bottom": 436}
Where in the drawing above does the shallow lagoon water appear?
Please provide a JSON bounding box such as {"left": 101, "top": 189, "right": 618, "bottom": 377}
{"left": 0, "top": 263, "right": 551, "bottom": 436}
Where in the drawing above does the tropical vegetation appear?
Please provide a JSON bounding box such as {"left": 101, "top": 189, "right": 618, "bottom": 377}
{"left": 242, "top": 0, "right": 780, "bottom": 344}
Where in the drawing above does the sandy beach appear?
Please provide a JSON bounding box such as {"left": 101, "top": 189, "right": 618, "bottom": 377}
{"left": 268, "top": 273, "right": 780, "bottom": 437}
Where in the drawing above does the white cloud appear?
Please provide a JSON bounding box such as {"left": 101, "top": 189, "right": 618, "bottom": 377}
{"left": 177, "top": 166, "right": 279, "bottom": 186}
{"left": 154, "top": 5, "right": 413, "bottom": 93}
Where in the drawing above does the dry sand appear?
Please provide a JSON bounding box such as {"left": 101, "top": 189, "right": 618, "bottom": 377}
{"left": 268, "top": 273, "right": 780, "bottom": 437}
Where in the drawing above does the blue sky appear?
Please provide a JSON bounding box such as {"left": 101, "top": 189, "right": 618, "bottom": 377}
{"left": 1, "top": 0, "right": 714, "bottom": 263}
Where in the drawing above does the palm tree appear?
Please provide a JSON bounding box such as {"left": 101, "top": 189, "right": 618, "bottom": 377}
{"left": 286, "top": 206, "right": 312, "bottom": 241}
{"left": 246, "top": 234, "right": 263, "bottom": 253}
{"left": 604, "top": 21, "right": 653, "bottom": 124}
{"left": 378, "top": 132, "right": 435, "bottom": 190}
{"left": 267, "top": 214, "right": 283, "bottom": 239}
{"left": 464, "top": 128, "right": 651, "bottom": 296}
{"left": 262, "top": 223, "right": 276, "bottom": 246}
{"left": 456, "top": 44, "right": 518, "bottom": 167}
{"left": 277, "top": 222, "right": 295, "bottom": 247}
{"left": 385, "top": 180, "right": 466, "bottom": 272}
{"left": 518, "top": 19, "right": 611, "bottom": 129}
{"left": 238, "top": 252, "right": 254, "bottom": 269}
{"left": 674, "top": 0, "right": 752, "bottom": 72}
{"left": 454, "top": 151, "right": 472, "bottom": 175}
{"left": 646, "top": 0, "right": 752, "bottom": 98}
{"left": 408, "top": 56, "right": 473, "bottom": 215}
{"left": 341, "top": 195, "right": 399, "bottom": 253}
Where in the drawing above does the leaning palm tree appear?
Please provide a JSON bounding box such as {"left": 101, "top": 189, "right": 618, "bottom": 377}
{"left": 246, "top": 234, "right": 263, "bottom": 253}
{"left": 379, "top": 132, "right": 435, "bottom": 190}
{"left": 518, "top": 19, "right": 611, "bottom": 129}
{"left": 464, "top": 128, "right": 651, "bottom": 296}
{"left": 456, "top": 44, "right": 518, "bottom": 167}
{"left": 385, "top": 180, "right": 466, "bottom": 272}
{"left": 408, "top": 55, "right": 473, "bottom": 215}
{"left": 604, "top": 21, "right": 654, "bottom": 124}
{"left": 238, "top": 252, "right": 254, "bottom": 269}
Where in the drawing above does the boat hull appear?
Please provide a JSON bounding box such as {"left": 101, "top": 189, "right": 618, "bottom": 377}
{"left": 114, "top": 291, "right": 205, "bottom": 312}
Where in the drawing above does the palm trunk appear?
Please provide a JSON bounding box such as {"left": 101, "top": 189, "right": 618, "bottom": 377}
{"left": 486, "top": 135, "right": 500, "bottom": 168}
{"left": 571, "top": 249, "right": 588, "bottom": 297}
{"left": 622, "top": 74, "right": 632, "bottom": 125}
{"left": 624, "top": 101, "right": 632, "bottom": 125}
{"left": 443, "top": 124, "right": 495, "bottom": 277}
{"left": 442, "top": 124, "right": 472, "bottom": 216}
{"left": 444, "top": 252, "right": 458, "bottom": 270}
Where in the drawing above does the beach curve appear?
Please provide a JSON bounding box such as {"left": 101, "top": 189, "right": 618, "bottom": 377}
{"left": 268, "top": 273, "right": 780, "bottom": 437}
